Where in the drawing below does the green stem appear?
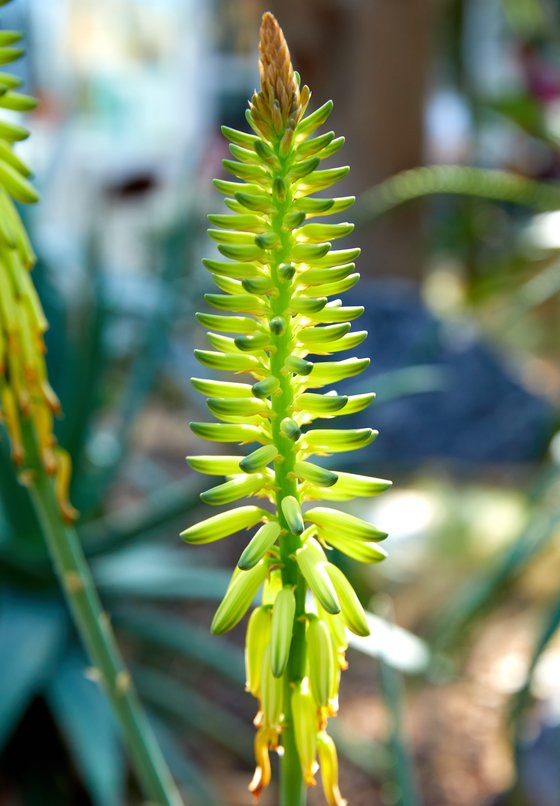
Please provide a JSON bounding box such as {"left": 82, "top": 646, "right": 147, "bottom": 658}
{"left": 280, "top": 700, "right": 306, "bottom": 806}
{"left": 268, "top": 155, "right": 306, "bottom": 806}
{"left": 24, "top": 425, "right": 182, "bottom": 806}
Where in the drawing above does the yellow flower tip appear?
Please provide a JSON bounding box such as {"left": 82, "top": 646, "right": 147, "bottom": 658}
{"left": 17, "top": 469, "right": 35, "bottom": 487}
{"left": 41, "top": 381, "right": 62, "bottom": 414}
{"left": 258, "top": 12, "right": 300, "bottom": 124}
{"left": 317, "top": 731, "right": 347, "bottom": 806}
{"left": 11, "top": 443, "right": 24, "bottom": 466}
{"left": 55, "top": 448, "right": 79, "bottom": 523}
{"left": 248, "top": 727, "right": 273, "bottom": 799}
{"left": 42, "top": 447, "right": 57, "bottom": 475}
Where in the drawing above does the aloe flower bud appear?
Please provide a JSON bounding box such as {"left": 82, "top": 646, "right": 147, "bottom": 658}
{"left": 307, "top": 615, "right": 334, "bottom": 710}
{"left": 0, "top": 3, "right": 76, "bottom": 521}
{"left": 245, "top": 605, "right": 271, "bottom": 698}
{"left": 317, "top": 731, "right": 347, "bottom": 806}
{"left": 182, "top": 12, "right": 392, "bottom": 802}
{"left": 291, "top": 683, "right": 319, "bottom": 786}
{"left": 270, "top": 585, "right": 296, "bottom": 677}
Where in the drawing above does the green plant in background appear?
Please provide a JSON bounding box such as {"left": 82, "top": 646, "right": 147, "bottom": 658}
{"left": 182, "top": 13, "right": 391, "bottom": 805}
{"left": 0, "top": 4, "right": 181, "bottom": 803}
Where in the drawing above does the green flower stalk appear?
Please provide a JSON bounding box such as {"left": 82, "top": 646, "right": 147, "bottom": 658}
{"left": 183, "top": 12, "right": 391, "bottom": 805}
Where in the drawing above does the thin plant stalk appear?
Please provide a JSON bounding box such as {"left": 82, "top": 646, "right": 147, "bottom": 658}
{"left": 24, "top": 425, "right": 182, "bottom": 806}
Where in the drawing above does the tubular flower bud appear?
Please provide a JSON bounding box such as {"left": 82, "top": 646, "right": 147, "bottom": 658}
{"left": 307, "top": 615, "right": 334, "bottom": 709}
{"left": 0, "top": 7, "right": 75, "bottom": 520}
{"left": 270, "top": 585, "right": 296, "bottom": 677}
{"left": 325, "top": 564, "right": 370, "bottom": 637}
{"left": 238, "top": 521, "right": 281, "bottom": 570}
{"left": 295, "top": 538, "right": 340, "bottom": 615}
{"left": 260, "top": 645, "right": 284, "bottom": 731}
{"left": 245, "top": 605, "right": 272, "bottom": 698}
{"left": 317, "top": 731, "right": 347, "bottom": 806}
{"left": 211, "top": 560, "right": 269, "bottom": 634}
{"left": 291, "top": 683, "right": 319, "bottom": 786}
{"left": 182, "top": 11, "right": 391, "bottom": 800}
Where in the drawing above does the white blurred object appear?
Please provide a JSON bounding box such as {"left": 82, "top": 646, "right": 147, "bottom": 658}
{"left": 424, "top": 89, "right": 472, "bottom": 163}
{"left": 349, "top": 611, "right": 430, "bottom": 674}
{"left": 524, "top": 211, "right": 560, "bottom": 250}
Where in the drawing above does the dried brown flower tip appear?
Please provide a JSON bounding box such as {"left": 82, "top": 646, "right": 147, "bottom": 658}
{"left": 258, "top": 12, "right": 300, "bottom": 128}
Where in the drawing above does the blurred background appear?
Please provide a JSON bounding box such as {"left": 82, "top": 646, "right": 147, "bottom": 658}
{"left": 1, "top": 0, "right": 560, "bottom": 804}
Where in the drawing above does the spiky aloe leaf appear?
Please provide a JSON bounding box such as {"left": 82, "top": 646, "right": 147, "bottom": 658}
{"left": 182, "top": 12, "right": 392, "bottom": 804}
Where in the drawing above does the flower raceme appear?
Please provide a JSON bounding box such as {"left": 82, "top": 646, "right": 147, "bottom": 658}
{"left": 0, "top": 1, "right": 76, "bottom": 521}
{"left": 182, "top": 12, "right": 391, "bottom": 804}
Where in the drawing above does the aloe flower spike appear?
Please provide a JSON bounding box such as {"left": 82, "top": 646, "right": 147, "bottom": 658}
{"left": 183, "top": 12, "right": 392, "bottom": 805}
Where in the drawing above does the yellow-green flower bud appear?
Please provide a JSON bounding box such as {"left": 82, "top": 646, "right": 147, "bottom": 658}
{"left": 307, "top": 616, "right": 333, "bottom": 709}
{"left": 326, "top": 564, "right": 370, "bottom": 637}
{"left": 270, "top": 585, "right": 296, "bottom": 677}
{"left": 211, "top": 560, "right": 269, "bottom": 634}
{"left": 238, "top": 521, "right": 281, "bottom": 570}
{"left": 295, "top": 538, "right": 340, "bottom": 615}
{"left": 317, "top": 731, "right": 347, "bottom": 806}
{"left": 245, "top": 605, "right": 271, "bottom": 698}
{"left": 281, "top": 494, "right": 304, "bottom": 535}
{"left": 239, "top": 444, "right": 278, "bottom": 473}
{"left": 181, "top": 505, "right": 268, "bottom": 545}
{"left": 291, "top": 684, "right": 319, "bottom": 786}
{"left": 305, "top": 506, "right": 387, "bottom": 541}
{"left": 261, "top": 645, "right": 284, "bottom": 730}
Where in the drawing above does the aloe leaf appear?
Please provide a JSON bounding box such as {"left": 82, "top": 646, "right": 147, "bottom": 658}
{"left": 151, "top": 718, "right": 225, "bottom": 806}
{"left": 431, "top": 509, "right": 560, "bottom": 651}
{"left": 92, "top": 545, "right": 232, "bottom": 600}
{"left": 378, "top": 643, "right": 422, "bottom": 806}
{"left": 0, "top": 594, "right": 67, "bottom": 750}
{"left": 81, "top": 477, "right": 205, "bottom": 556}
{"left": 135, "top": 667, "right": 254, "bottom": 762}
{"left": 509, "top": 592, "right": 560, "bottom": 763}
{"left": 46, "top": 650, "right": 124, "bottom": 806}
{"left": 114, "top": 605, "right": 244, "bottom": 685}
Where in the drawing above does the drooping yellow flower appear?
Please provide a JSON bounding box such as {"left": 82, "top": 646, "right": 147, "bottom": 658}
{"left": 0, "top": 9, "right": 77, "bottom": 521}
{"left": 317, "top": 731, "right": 347, "bottom": 806}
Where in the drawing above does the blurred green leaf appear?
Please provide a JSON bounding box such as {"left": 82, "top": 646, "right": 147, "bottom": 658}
{"left": 375, "top": 598, "right": 422, "bottom": 806}
{"left": 60, "top": 237, "right": 108, "bottom": 483}
{"left": 329, "top": 721, "right": 390, "bottom": 776}
{"left": 502, "top": 0, "right": 545, "bottom": 35}
{"left": 0, "top": 593, "right": 67, "bottom": 749}
{"left": 152, "top": 717, "right": 225, "bottom": 806}
{"left": 431, "top": 509, "right": 560, "bottom": 652}
{"left": 82, "top": 477, "right": 205, "bottom": 557}
{"left": 354, "top": 166, "right": 560, "bottom": 227}
{"left": 115, "top": 605, "right": 244, "bottom": 685}
{"left": 93, "top": 545, "right": 231, "bottom": 600}
{"left": 372, "top": 366, "right": 447, "bottom": 404}
{"left": 46, "top": 650, "right": 124, "bottom": 806}
{"left": 135, "top": 666, "right": 254, "bottom": 762}
{"left": 378, "top": 656, "right": 421, "bottom": 806}
{"left": 509, "top": 591, "right": 560, "bottom": 741}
